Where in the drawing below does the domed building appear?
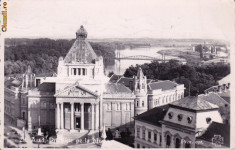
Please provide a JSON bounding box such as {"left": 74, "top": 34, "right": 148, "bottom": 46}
{"left": 4, "top": 26, "right": 185, "bottom": 142}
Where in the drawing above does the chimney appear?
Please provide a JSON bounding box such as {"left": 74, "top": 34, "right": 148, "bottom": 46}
{"left": 223, "top": 84, "right": 227, "bottom": 92}
{"left": 218, "top": 85, "right": 222, "bottom": 93}
{"left": 226, "top": 83, "right": 230, "bottom": 90}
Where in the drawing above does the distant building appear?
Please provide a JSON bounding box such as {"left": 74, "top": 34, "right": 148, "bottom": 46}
{"left": 134, "top": 95, "right": 229, "bottom": 148}
{"left": 110, "top": 73, "right": 185, "bottom": 115}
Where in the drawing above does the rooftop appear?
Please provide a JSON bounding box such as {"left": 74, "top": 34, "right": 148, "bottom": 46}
{"left": 218, "top": 74, "right": 230, "bottom": 85}
{"left": 104, "top": 83, "right": 132, "bottom": 94}
{"left": 135, "top": 105, "right": 169, "bottom": 127}
{"left": 198, "top": 93, "right": 229, "bottom": 107}
{"left": 64, "top": 26, "right": 98, "bottom": 64}
{"left": 4, "top": 78, "right": 22, "bottom": 88}
{"left": 109, "top": 74, "right": 123, "bottom": 83}
{"left": 148, "top": 80, "right": 178, "bottom": 91}
{"left": 197, "top": 122, "right": 230, "bottom": 147}
{"left": 170, "top": 96, "right": 219, "bottom": 111}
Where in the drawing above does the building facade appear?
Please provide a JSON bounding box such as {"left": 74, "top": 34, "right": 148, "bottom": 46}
{"left": 134, "top": 96, "right": 229, "bottom": 148}
{"left": 4, "top": 26, "right": 184, "bottom": 138}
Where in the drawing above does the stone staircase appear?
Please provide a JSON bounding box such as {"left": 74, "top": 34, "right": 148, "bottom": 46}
{"left": 56, "top": 130, "right": 89, "bottom": 144}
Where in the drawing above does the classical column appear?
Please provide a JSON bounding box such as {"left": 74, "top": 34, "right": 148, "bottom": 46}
{"left": 145, "top": 129, "right": 148, "bottom": 141}
{"left": 91, "top": 103, "right": 95, "bottom": 130}
{"left": 140, "top": 127, "right": 143, "bottom": 139}
{"left": 80, "top": 102, "right": 84, "bottom": 130}
{"left": 61, "top": 102, "right": 64, "bottom": 129}
{"left": 95, "top": 104, "right": 99, "bottom": 130}
{"left": 157, "top": 133, "right": 160, "bottom": 145}
{"left": 56, "top": 103, "right": 61, "bottom": 129}
{"left": 151, "top": 131, "right": 154, "bottom": 143}
{"left": 70, "top": 102, "right": 74, "bottom": 130}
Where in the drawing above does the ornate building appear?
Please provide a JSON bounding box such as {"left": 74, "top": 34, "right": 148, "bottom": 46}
{"left": 4, "top": 26, "right": 184, "bottom": 139}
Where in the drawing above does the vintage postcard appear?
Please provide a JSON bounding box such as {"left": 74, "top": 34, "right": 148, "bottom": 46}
{"left": 0, "top": 0, "right": 234, "bottom": 149}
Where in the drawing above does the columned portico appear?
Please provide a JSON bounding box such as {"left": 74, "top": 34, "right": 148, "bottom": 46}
{"left": 70, "top": 102, "right": 74, "bottom": 130}
{"left": 60, "top": 102, "right": 64, "bottom": 129}
{"left": 56, "top": 101, "right": 99, "bottom": 132}
{"left": 80, "top": 102, "right": 84, "bottom": 131}
{"left": 91, "top": 103, "right": 95, "bottom": 130}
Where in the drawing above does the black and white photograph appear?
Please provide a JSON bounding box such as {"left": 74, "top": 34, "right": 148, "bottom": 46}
{"left": 1, "top": 0, "right": 234, "bottom": 149}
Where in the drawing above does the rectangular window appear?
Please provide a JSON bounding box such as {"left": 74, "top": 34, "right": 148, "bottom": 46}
{"left": 78, "top": 68, "right": 81, "bottom": 75}
{"left": 143, "top": 130, "right": 145, "bottom": 140}
{"left": 22, "top": 112, "right": 25, "bottom": 120}
{"left": 137, "top": 128, "right": 140, "bottom": 138}
{"left": 160, "top": 135, "right": 162, "bottom": 144}
{"left": 148, "top": 131, "right": 151, "bottom": 140}
{"left": 137, "top": 101, "right": 139, "bottom": 107}
{"left": 36, "top": 79, "right": 41, "bottom": 87}
{"left": 154, "top": 133, "right": 157, "bottom": 142}
{"left": 74, "top": 68, "right": 76, "bottom": 75}
{"left": 82, "top": 68, "right": 86, "bottom": 75}
{"left": 142, "top": 101, "right": 144, "bottom": 107}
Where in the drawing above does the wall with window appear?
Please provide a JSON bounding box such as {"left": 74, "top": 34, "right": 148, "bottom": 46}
{"left": 27, "top": 96, "right": 56, "bottom": 132}
{"left": 103, "top": 100, "right": 134, "bottom": 129}
{"left": 161, "top": 124, "right": 195, "bottom": 148}
{"left": 163, "top": 107, "right": 196, "bottom": 129}
{"left": 135, "top": 120, "right": 162, "bottom": 148}
{"left": 196, "top": 110, "right": 223, "bottom": 130}
{"left": 148, "top": 88, "right": 184, "bottom": 109}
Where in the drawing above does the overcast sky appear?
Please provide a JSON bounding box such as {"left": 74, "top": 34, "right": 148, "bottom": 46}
{"left": 5, "top": 0, "right": 234, "bottom": 40}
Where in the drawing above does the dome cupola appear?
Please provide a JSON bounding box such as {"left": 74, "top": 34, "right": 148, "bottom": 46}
{"left": 76, "top": 25, "right": 88, "bottom": 39}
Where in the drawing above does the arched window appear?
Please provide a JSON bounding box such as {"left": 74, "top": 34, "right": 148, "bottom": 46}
{"left": 166, "top": 135, "right": 171, "bottom": 147}
{"left": 185, "top": 142, "right": 191, "bottom": 148}
{"left": 177, "top": 114, "right": 183, "bottom": 121}
{"left": 187, "top": 116, "right": 193, "bottom": 124}
{"left": 168, "top": 112, "right": 173, "bottom": 119}
{"left": 175, "top": 138, "right": 181, "bottom": 148}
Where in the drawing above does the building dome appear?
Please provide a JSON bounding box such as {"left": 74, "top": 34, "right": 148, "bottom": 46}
{"left": 76, "top": 25, "right": 88, "bottom": 39}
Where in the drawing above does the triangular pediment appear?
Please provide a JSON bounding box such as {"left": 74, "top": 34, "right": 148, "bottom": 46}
{"left": 55, "top": 84, "right": 98, "bottom": 98}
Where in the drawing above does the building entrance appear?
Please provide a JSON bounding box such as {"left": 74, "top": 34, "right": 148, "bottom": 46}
{"left": 75, "top": 117, "right": 81, "bottom": 129}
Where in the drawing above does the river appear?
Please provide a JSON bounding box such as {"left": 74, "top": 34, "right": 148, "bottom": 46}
{"left": 104, "top": 47, "right": 186, "bottom": 75}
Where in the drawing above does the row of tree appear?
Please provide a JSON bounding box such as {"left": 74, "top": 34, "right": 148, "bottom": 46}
{"left": 4, "top": 38, "right": 119, "bottom": 76}
{"left": 124, "top": 60, "right": 230, "bottom": 96}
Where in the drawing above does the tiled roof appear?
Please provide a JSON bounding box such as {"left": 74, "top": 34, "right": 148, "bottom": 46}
{"left": 135, "top": 105, "right": 169, "bottom": 127}
{"left": 109, "top": 74, "right": 123, "bottom": 83}
{"left": 148, "top": 80, "right": 177, "bottom": 91}
{"left": 64, "top": 30, "right": 97, "bottom": 63}
{"left": 4, "top": 78, "right": 22, "bottom": 88}
{"left": 197, "top": 122, "right": 230, "bottom": 147}
{"left": 218, "top": 91, "right": 230, "bottom": 103}
{"left": 218, "top": 74, "right": 230, "bottom": 85}
{"left": 170, "top": 96, "right": 219, "bottom": 111}
{"left": 117, "top": 77, "right": 134, "bottom": 86}
{"left": 198, "top": 93, "right": 229, "bottom": 107}
{"left": 104, "top": 83, "right": 132, "bottom": 94}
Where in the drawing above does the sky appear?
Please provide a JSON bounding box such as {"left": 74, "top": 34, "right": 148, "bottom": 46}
{"left": 5, "top": 0, "right": 235, "bottom": 40}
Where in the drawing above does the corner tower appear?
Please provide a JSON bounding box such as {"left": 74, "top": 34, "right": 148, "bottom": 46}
{"left": 22, "top": 65, "right": 35, "bottom": 91}
{"left": 134, "top": 67, "right": 148, "bottom": 116}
